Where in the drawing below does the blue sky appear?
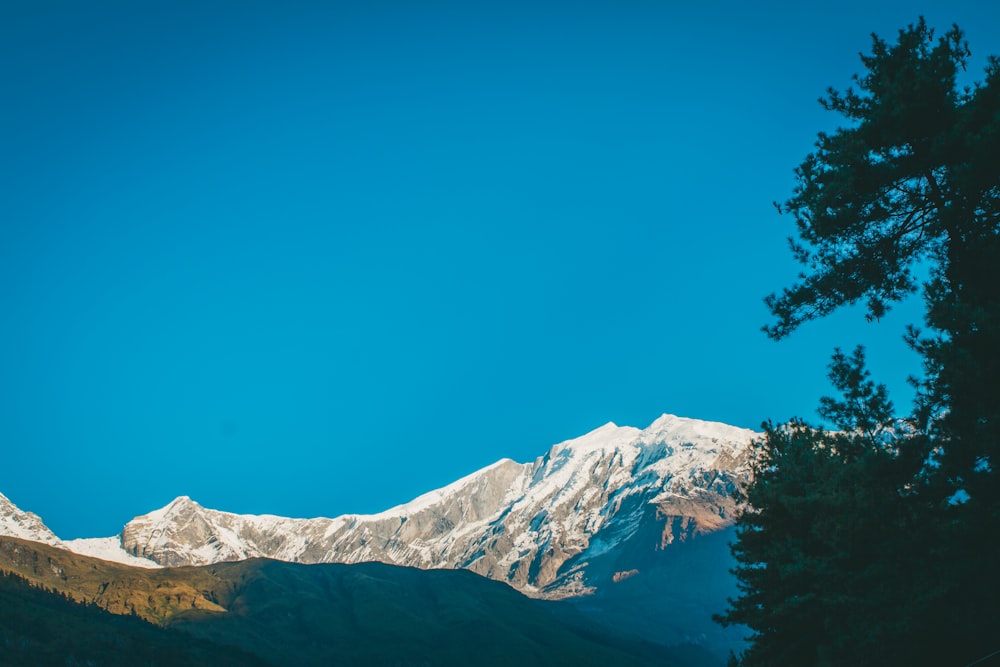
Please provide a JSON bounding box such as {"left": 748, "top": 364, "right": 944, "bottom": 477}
{"left": 3, "top": 1, "right": 998, "bottom": 538}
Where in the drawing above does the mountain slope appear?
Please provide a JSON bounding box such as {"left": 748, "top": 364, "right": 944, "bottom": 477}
{"left": 118, "top": 414, "right": 757, "bottom": 600}
{"left": 0, "top": 568, "right": 268, "bottom": 667}
{"left": 0, "top": 492, "right": 161, "bottom": 569}
{"left": 0, "top": 492, "right": 60, "bottom": 546}
{"left": 0, "top": 413, "right": 756, "bottom": 661}
{"left": 0, "top": 535, "right": 702, "bottom": 667}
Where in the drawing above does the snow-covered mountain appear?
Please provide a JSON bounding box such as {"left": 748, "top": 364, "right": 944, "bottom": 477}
{"left": 111, "top": 413, "right": 757, "bottom": 598}
{"left": 0, "top": 492, "right": 163, "bottom": 568}
{"left": 0, "top": 414, "right": 757, "bottom": 600}
{"left": 0, "top": 414, "right": 757, "bottom": 657}
{"left": 0, "top": 491, "right": 61, "bottom": 546}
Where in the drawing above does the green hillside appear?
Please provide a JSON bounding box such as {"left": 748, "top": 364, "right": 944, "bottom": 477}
{"left": 0, "top": 568, "right": 268, "bottom": 666}
{"left": 0, "top": 537, "right": 707, "bottom": 666}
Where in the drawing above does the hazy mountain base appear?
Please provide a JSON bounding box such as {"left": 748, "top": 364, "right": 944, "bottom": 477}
{"left": 548, "top": 524, "right": 746, "bottom": 664}
{"left": 0, "top": 536, "right": 713, "bottom": 666}
{"left": 171, "top": 559, "right": 709, "bottom": 667}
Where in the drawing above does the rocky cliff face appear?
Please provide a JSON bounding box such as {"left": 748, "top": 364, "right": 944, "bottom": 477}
{"left": 119, "top": 414, "right": 756, "bottom": 598}
{"left": 0, "top": 492, "right": 61, "bottom": 546}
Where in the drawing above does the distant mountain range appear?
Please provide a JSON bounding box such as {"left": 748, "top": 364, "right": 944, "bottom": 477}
{"left": 0, "top": 414, "right": 758, "bottom": 664}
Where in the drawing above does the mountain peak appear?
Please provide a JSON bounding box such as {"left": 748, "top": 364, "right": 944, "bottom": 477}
{"left": 0, "top": 491, "right": 61, "bottom": 546}
{"left": 168, "top": 495, "right": 201, "bottom": 510}
{"left": 643, "top": 413, "right": 758, "bottom": 443}
{"left": 551, "top": 421, "right": 641, "bottom": 455}
{"left": 139, "top": 495, "right": 205, "bottom": 525}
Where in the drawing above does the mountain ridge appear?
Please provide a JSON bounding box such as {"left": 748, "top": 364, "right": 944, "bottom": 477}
{"left": 2, "top": 413, "right": 758, "bottom": 600}
{"left": 110, "top": 413, "right": 756, "bottom": 597}
{"left": 0, "top": 412, "right": 756, "bottom": 660}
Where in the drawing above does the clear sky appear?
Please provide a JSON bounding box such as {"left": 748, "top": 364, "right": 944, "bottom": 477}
{"left": 3, "top": 1, "right": 998, "bottom": 539}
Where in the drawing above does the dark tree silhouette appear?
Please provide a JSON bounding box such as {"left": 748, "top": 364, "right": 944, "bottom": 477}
{"left": 720, "top": 19, "right": 1000, "bottom": 666}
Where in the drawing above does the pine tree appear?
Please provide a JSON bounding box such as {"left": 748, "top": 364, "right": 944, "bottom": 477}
{"left": 763, "top": 17, "right": 999, "bottom": 502}
{"left": 721, "top": 18, "right": 1000, "bottom": 666}
{"left": 718, "top": 349, "right": 931, "bottom": 665}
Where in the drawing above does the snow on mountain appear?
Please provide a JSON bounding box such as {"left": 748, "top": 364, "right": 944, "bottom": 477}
{"left": 0, "top": 491, "right": 164, "bottom": 568}
{"left": 0, "top": 414, "right": 758, "bottom": 600}
{"left": 0, "top": 413, "right": 756, "bottom": 658}
{"left": 62, "top": 536, "right": 164, "bottom": 568}
{"left": 121, "top": 495, "right": 349, "bottom": 567}
{"left": 0, "top": 492, "right": 61, "bottom": 546}
{"left": 117, "top": 414, "right": 759, "bottom": 597}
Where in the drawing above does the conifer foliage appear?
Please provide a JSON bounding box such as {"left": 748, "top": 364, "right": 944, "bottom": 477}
{"left": 720, "top": 19, "right": 1000, "bottom": 666}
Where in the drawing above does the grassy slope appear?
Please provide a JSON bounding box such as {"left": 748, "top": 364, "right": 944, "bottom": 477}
{"left": 0, "top": 537, "right": 700, "bottom": 666}
{"left": 0, "top": 569, "right": 270, "bottom": 666}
